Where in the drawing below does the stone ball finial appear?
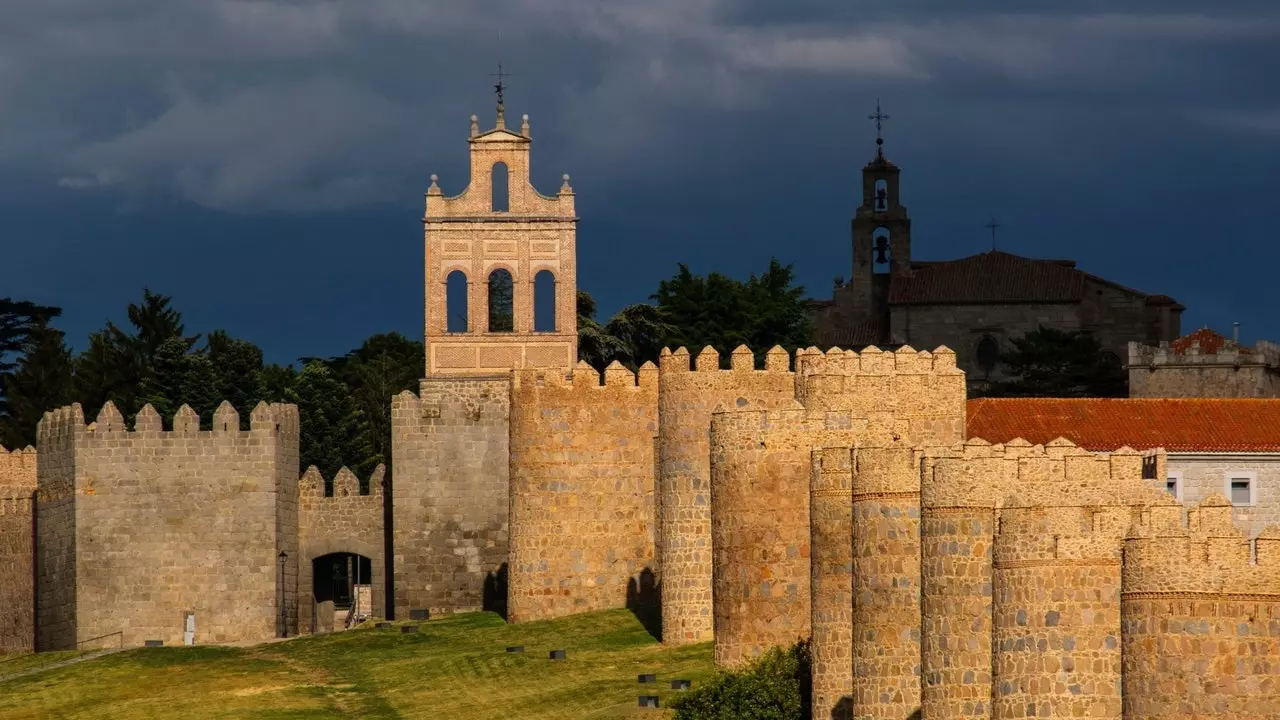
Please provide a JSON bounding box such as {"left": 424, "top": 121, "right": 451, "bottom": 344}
{"left": 470, "top": 114, "right": 478, "bottom": 122}
{"left": 522, "top": 113, "right": 529, "bottom": 121}
{"left": 430, "top": 174, "right": 438, "bottom": 182}
{"left": 563, "top": 173, "right": 570, "bottom": 182}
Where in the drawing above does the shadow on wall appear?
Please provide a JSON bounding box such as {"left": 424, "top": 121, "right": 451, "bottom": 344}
{"left": 483, "top": 563, "right": 508, "bottom": 621}
{"left": 829, "top": 697, "right": 853, "bottom": 720}
{"left": 626, "top": 567, "right": 661, "bottom": 641}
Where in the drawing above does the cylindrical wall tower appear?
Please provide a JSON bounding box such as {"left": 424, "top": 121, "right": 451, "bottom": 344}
{"left": 920, "top": 444, "right": 1009, "bottom": 720}
{"left": 658, "top": 344, "right": 794, "bottom": 645}
{"left": 1122, "top": 497, "right": 1280, "bottom": 720}
{"left": 710, "top": 406, "right": 812, "bottom": 667}
{"left": 992, "top": 506, "right": 1125, "bottom": 720}
{"left": 810, "top": 446, "right": 854, "bottom": 720}
{"left": 851, "top": 445, "right": 922, "bottom": 720}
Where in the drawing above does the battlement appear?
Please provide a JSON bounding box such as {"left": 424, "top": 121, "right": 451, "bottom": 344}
{"left": 796, "top": 344, "right": 961, "bottom": 375}
{"left": 1124, "top": 495, "right": 1280, "bottom": 597}
{"left": 658, "top": 345, "right": 793, "bottom": 374}
{"left": 299, "top": 464, "right": 385, "bottom": 500}
{"left": 1128, "top": 337, "right": 1280, "bottom": 368}
{"left": 926, "top": 437, "right": 1166, "bottom": 510}
{"left": 0, "top": 444, "right": 37, "bottom": 490}
{"left": 37, "top": 400, "right": 299, "bottom": 444}
{"left": 512, "top": 359, "right": 657, "bottom": 391}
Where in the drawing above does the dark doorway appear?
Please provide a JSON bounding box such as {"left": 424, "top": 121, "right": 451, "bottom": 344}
{"left": 313, "top": 553, "right": 373, "bottom": 609}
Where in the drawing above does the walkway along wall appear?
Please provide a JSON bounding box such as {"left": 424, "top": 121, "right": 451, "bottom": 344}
{"left": 35, "top": 401, "right": 299, "bottom": 650}
{"left": 507, "top": 361, "right": 659, "bottom": 623}
{"left": 298, "top": 465, "right": 386, "bottom": 632}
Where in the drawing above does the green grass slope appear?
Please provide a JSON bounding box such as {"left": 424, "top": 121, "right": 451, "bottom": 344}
{"left": 0, "top": 610, "right": 715, "bottom": 719}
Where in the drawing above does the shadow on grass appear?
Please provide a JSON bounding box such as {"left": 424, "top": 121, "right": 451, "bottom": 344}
{"left": 625, "top": 567, "right": 661, "bottom": 642}
{"left": 483, "top": 563, "right": 509, "bottom": 621}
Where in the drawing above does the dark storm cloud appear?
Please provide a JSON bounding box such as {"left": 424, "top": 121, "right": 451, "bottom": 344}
{"left": 3, "top": 1, "right": 1276, "bottom": 213}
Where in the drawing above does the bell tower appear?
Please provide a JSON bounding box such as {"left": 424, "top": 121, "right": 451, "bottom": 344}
{"left": 422, "top": 77, "right": 579, "bottom": 377}
{"left": 849, "top": 101, "right": 911, "bottom": 315}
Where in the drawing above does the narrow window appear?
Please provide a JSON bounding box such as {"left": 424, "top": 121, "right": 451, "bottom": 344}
{"left": 1165, "top": 472, "right": 1182, "bottom": 501}
{"left": 491, "top": 162, "right": 509, "bottom": 212}
{"left": 976, "top": 335, "right": 1000, "bottom": 376}
{"left": 533, "top": 270, "right": 556, "bottom": 332}
{"left": 872, "top": 228, "right": 891, "bottom": 274}
{"left": 1227, "top": 474, "right": 1254, "bottom": 506}
{"left": 874, "top": 178, "right": 889, "bottom": 211}
{"left": 488, "top": 268, "right": 514, "bottom": 332}
{"left": 446, "top": 270, "right": 468, "bottom": 332}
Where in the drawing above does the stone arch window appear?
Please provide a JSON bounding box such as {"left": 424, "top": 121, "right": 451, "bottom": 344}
{"left": 533, "top": 269, "right": 556, "bottom": 332}
{"left": 874, "top": 178, "right": 889, "bottom": 211}
{"left": 446, "top": 270, "right": 468, "bottom": 333}
{"left": 491, "top": 162, "right": 509, "bottom": 212}
{"left": 873, "top": 227, "right": 891, "bottom": 274}
{"left": 976, "top": 335, "right": 1000, "bottom": 375}
{"left": 488, "top": 268, "right": 514, "bottom": 332}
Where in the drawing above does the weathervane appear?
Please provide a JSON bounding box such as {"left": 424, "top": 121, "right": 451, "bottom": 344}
{"left": 490, "top": 61, "right": 509, "bottom": 111}
{"left": 984, "top": 215, "right": 1001, "bottom": 251}
{"left": 868, "top": 99, "right": 890, "bottom": 158}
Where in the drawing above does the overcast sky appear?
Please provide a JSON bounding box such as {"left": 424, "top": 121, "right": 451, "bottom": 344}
{"left": 4, "top": 1, "right": 1278, "bottom": 364}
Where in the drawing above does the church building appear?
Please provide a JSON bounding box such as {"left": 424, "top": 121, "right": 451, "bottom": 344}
{"left": 811, "top": 109, "right": 1184, "bottom": 387}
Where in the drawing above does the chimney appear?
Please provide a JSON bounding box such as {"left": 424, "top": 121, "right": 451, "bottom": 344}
{"left": 1233, "top": 322, "right": 1240, "bottom": 345}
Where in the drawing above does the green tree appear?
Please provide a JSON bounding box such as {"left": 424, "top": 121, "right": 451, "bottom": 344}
{"left": 671, "top": 640, "right": 812, "bottom": 719}
{"left": 1, "top": 298, "right": 62, "bottom": 429}
{"left": 289, "top": 360, "right": 372, "bottom": 490}
{"left": 577, "top": 291, "right": 627, "bottom": 371}
{"left": 0, "top": 323, "right": 74, "bottom": 449}
{"left": 983, "top": 326, "right": 1127, "bottom": 398}
{"left": 206, "top": 330, "right": 266, "bottom": 428}
{"left": 327, "top": 332, "right": 423, "bottom": 484}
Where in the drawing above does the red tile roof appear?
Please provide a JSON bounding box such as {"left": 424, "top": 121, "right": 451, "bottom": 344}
{"left": 889, "top": 251, "right": 1088, "bottom": 305}
{"left": 1170, "top": 327, "right": 1251, "bottom": 355}
{"left": 967, "top": 398, "right": 1280, "bottom": 452}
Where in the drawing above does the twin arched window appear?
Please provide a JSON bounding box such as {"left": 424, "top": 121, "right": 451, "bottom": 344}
{"left": 443, "top": 268, "right": 556, "bottom": 333}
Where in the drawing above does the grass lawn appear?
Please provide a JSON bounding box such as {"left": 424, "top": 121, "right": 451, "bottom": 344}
{"left": 0, "top": 609, "right": 715, "bottom": 719}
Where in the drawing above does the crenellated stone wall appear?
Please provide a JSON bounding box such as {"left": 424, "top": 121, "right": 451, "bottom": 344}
{"left": 298, "top": 465, "right": 386, "bottom": 633}
{"left": 34, "top": 400, "right": 300, "bottom": 650}
{"left": 507, "top": 361, "right": 659, "bottom": 623}
{"left": 0, "top": 445, "right": 36, "bottom": 654}
{"left": 390, "top": 377, "right": 509, "bottom": 619}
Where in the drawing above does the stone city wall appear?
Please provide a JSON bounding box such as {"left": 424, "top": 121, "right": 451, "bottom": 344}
{"left": 1128, "top": 339, "right": 1280, "bottom": 398}
{"left": 507, "top": 361, "right": 659, "bottom": 623}
{"left": 390, "top": 377, "right": 510, "bottom": 619}
{"left": 0, "top": 445, "right": 36, "bottom": 654}
{"left": 657, "top": 344, "right": 795, "bottom": 645}
{"left": 298, "top": 465, "right": 386, "bottom": 633}
{"left": 35, "top": 400, "right": 299, "bottom": 650}
{"left": 1122, "top": 496, "right": 1280, "bottom": 720}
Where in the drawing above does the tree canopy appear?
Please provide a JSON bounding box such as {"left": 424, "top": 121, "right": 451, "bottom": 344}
{"left": 980, "top": 326, "right": 1128, "bottom": 398}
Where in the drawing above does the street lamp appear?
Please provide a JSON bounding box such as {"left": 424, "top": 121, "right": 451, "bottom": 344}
{"left": 278, "top": 551, "right": 288, "bottom": 637}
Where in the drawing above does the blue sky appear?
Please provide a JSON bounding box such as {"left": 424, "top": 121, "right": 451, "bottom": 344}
{"left": 4, "top": 2, "right": 1279, "bottom": 365}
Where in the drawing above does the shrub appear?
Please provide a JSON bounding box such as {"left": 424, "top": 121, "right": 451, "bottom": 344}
{"left": 671, "top": 639, "right": 811, "bottom": 720}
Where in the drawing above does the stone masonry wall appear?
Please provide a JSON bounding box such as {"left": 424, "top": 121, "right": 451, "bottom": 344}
{"left": 921, "top": 438, "right": 1165, "bottom": 720}
{"left": 507, "top": 361, "right": 659, "bottom": 623}
{"left": 35, "top": 405, "right": 79, "bottom": 651}
{"left": 657, "top": 344, "right": 795, "bottom": 645}
{"left": 0, "top": 445, "right": 36, "bottom": 654}
{"left": 1128, "top": 339, "right": 1280, "bottom": 398}
{"left": 36, "top": 400, "right": 299, "bottom": 650}
{"left": 1122, "top": 496, "right": 1280, "bottom": 719}
{"left": 299, "top": 465, "right": 386, "bottom": 633}
{"left": 391, "top": 377, "right": 509, "bottom": 619}
{"left": 809, "top": 447, "right": 853, "bottom": 719}
{"left": 1166, "top": 456, "right": 1280, "bottom": 539}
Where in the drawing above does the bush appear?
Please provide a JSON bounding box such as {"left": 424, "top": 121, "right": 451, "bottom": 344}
{"left": 671, "top": 639, "right": 811, "bottom": 719}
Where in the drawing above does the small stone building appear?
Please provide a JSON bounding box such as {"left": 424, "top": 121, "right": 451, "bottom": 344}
{"left": 1129, "top": 326, "right": 1280, "bottom": 398}
{"left": 968, "top": 396, "right": 1280, "bottom": 538}
{"left": 811, "top": 136, "right": 1184, "bottom": 389}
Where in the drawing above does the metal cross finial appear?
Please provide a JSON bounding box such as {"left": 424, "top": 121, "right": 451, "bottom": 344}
{"left": 868, "top": 99, "right": 890, "bottom": 157}
{"left": 490, "top": 61, "right": 509, "bottom": 108}
{"left": 984, "top": 216, "right": 1001, "bottom": 251}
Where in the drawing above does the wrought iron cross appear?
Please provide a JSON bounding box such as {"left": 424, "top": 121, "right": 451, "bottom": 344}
{"left": 984, "top": 216, "right": 1001, "bottom": 251}
{"left": 490, "top": 61, "right": 510, "bottom": 107}
{"left": 868, "top": 100, "right": 889, "bottom": 156}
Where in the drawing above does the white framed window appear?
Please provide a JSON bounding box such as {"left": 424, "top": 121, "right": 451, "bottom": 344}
{"left": 1224, "top": 471, "right": 1257, "bottom": 507}
{"left": 1165, "top": 471, "right": 1183, "bottom": 501}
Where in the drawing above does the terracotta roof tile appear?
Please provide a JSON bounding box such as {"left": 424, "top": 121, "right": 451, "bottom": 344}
{"left": 967, "top": 397, "right": 1280, "bottom": 452}
{"left": 1170, "top": 328, "right": 1250, "bottom": 355}
{"left": 889, "top": 251, "right": 1088, "bottom": 305}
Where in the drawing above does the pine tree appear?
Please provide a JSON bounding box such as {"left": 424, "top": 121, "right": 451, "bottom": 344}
{"left": 289, "top": 361, "right": 371, "bottom": 490}
{"left": 0, "top": 324, "right": 74, "bottom": 449}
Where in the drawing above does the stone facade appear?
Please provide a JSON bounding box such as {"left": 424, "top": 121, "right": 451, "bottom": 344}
{"left": 34, "top": 401, "right": 300, "bottom": 651}
{"left": 423, "top": 107, "right": 577, "bottom": 376}
{"left": 812, "top": 141, "right": 1183, "bottom": 388}
{"left": 390, "top": 377, "right": 509, "bottom": 619}
{"left": 1128, "top": 328, "right": 1280, "bottom": 398}
{"left": 0, "top": 445, "right": 36, "bottom": 654}
{"left": 1166, "top": 455, "right": 1280, "bottom": 539}
{"left": 507, "top": 361, "right": 659, "bottom": 623}
{"left": 298, "top": 465, "right": 385, "bottom": 633}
